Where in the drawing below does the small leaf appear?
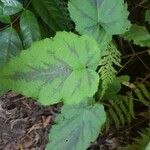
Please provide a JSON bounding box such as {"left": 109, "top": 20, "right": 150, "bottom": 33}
{"left": 68, "top": 0, "right": 131, "bottom": 43}
{"left": 20, "top": 9, "right": 41, "bottom": 48}
{"left": 0, "top": 27, "right": 23, "bottom": 67}
{"left": 46, "top": 102, "right": 106, "bottom": 150}
{"left": 145, "top": 9, "right": 150, "bottom": 24}
{"left": 0, "top": 32, "right": 100, "bottom": 105}
{"left": 1, "top": 0, "right": 23, "bottom": 15}
{"left": 31, "top": 0, "right": 72, "bottom": 31}
{"left": 122, "top": 24, "right": 150, "bottom": 47}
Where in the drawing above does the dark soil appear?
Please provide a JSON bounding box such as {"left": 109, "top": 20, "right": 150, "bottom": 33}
{"left": 0, "top": 91, "right": 149, "bottom": 150}
{"left": 0, "top": 92, "right": 60, "bottom": 150}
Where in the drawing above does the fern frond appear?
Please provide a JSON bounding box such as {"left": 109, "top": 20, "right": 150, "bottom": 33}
{"left": 122, "top": 127, "right": 150, "bottom": 150}
{"left": 99, "top": 42, "right": 121, "bottom": 97}
{"left": 133, "top": 83, "right": 150, "bottom": 106}
{"left": 107, "top": 94, "right": 135, "bottom": 129}
{"left": 106, "top": 83, "right": 149, "bottom": 129}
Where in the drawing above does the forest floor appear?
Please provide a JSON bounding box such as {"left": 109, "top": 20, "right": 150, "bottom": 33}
{"left": 0, "top": 0, "right": 150, "bottom": 150}
{"left": 0, "top": 91, "right": 149, "bottom": 150}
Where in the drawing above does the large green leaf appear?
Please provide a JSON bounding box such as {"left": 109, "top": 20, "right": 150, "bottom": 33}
{"left": 0, "top": 27, "right": 23, "bottom": 67}
{"left": 68, "top": 0, "right": 131, "bottom": 43}
{"left": 1, "top": 0, "right": 23, "bottom": 15}
{"left": 122, "top": 24, "right": 150, "bottom": 48}
{"left": 20, "top": 9, "right": 41, "bottom": 49}
{"left": 46, "top": 102, "right": 106, "bottom": 150}
{"left": 0, "top": 32, "right": 100, "bottom": 105}
{"left": 31, "top": 0, "right": 72, "bottom": 31}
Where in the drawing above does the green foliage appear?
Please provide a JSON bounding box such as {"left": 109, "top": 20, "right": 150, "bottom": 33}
{"left": 1, "top": 0, "right": 147, "bottom": 149}
{"left": 122, "top": 24, "right": 150, "bottom": 48}
{"left": 145, "top": 9, "right": 150, "bottom": 24}
{"left": 0, "top": 5, "right": 10, "bottom": 23}
{"left": 68, "top": 0, "right": 131, "bottom": 43}
{"left": 20, "top": 9, "right": 41, "bottom": 48}
{"left": 46, "top": 102, "right": 106, "bottom": 150}
{"left": 105, "top": 82, "right": 150, "bottom": 129}
{"left": 31, "top": 0, "right": 72, "bottom": 32}
{"left": 1, "top": 0, "right": 23, "bottom": 15}
{"left": 68, "top": 0, "right": 129, "bottom": 100}
{"left": 0, "top": 1, "right": 10, "bottom": 23}
{"left": 133, "top": 83, "right": 150, "bottom": 107}
{"left": 123, "top": 127, "right": 150, "bottom": 150}
{"left": 0, "top": 27, "right": 22, "bottom": 67}
{"left": 0, "top": 32, "right": 101, "bottom": 105}
{"left": 99, "top": 42, "right": 121, "bottom": 97}
{"left": 145, "top": 142, "right": 150, "bottom": 150}
{"left": 107, "top": 95, "right": 135, "bottom": 129}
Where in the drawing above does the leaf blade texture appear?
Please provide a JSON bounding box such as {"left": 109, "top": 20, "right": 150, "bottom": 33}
{"left": 68, "top": 0, "right": 131, "bottom": 43}
{"left": 46, "top": 103, "right": 106, "bottom": 150}
{"left": 0, "top": 32, "right": 100, "bottom": 105}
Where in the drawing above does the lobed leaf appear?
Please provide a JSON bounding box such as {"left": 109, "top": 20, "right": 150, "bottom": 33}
{"left": 20, "top": 9, "right": 41, "bottom": 49}
{"left": 68, "top": 0, "right": 131, "bottom": 43}
{"left": 46, "top": 102, "right": 106, "bottom": 150}
{"left": 0, "top": 32, "right": 101, "bottom": 105}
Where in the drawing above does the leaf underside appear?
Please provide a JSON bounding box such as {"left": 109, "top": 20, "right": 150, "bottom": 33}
{"left": 46, "top": 103, "right": 106, "bottom": 150}
{"left": 0, "top": 32, "right": 101, "bottom": 105}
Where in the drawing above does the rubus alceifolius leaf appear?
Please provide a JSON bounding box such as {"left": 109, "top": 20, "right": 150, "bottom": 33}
{"left": 46, "top": 102, "right": 106, "bottom": 150}
{"left": 0, "top": 32, "right": 101, "bottom": 105}
{"left": 68, "top": 0, "right": 131, "bottom": 44}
